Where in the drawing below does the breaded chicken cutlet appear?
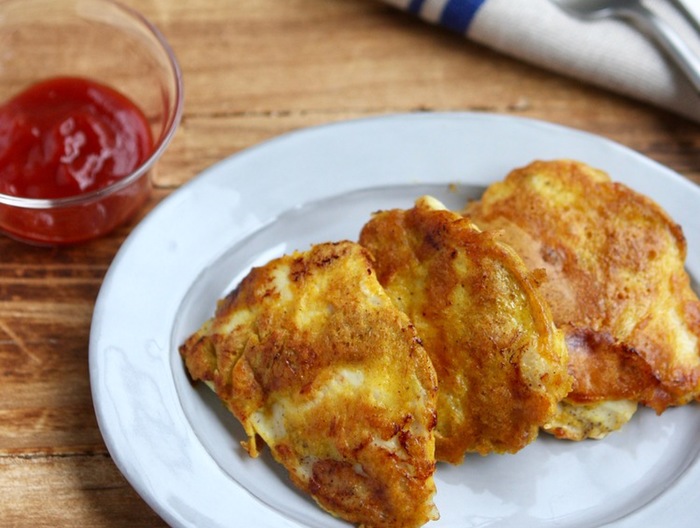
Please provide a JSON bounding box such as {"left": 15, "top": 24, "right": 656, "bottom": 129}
{"left": 359, "top": 196, "right": 571, "bottom": 463}
{"left": 466, "top": 159, "right": 700, "bottom": 440}
{"left": 180, "top": 241, "right": 439, "bottom": 528}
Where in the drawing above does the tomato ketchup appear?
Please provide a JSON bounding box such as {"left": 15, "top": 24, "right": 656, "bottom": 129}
{"left": 0, "top": 76, "right": 153, "bottom": 199}
{"left": 0, "top": 77, "right": 156, "bottom": 244}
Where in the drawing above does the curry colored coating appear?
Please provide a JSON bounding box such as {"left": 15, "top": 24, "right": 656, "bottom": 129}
{"left": 180, "top": 241, "right": 439, "bottom": 528}
{"left": 359, "top": 196, "right": 571, "bottom": 463}
{"left": 466, "top": 159, "right": 700, "bottom": 438}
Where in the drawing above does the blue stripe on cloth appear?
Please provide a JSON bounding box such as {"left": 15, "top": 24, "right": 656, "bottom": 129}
{"left": 439, "top": 0, "right": 486, "bottom": 33}
{"left": 408, "top": 0, "right": 426, "bottom": 14}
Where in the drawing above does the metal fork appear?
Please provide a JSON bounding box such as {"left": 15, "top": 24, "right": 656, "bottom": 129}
{"left": 550, "top": 0, "right": 700, "bottom": 93}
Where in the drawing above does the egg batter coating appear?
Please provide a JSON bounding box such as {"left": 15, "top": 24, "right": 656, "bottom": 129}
{"left": 180, "top": 241, "right": 439, "bottom": 528}
{"left": 466, "top": 159, "right": 700, "bottom": 439}
{"left": 359, "top": 196, "right": 571, "bottom": 463}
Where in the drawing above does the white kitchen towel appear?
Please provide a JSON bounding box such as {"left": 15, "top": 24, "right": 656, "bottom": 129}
{"left": 382, "top": 0, "right": 700, "bottom": 122}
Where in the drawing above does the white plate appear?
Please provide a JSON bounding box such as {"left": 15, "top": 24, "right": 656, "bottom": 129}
{"left": 90, "top": 113, "right": 700, "bottom": 528}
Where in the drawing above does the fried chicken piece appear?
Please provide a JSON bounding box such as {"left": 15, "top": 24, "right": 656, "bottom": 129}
{"left": 466, "top": 159, "right": 700, "bottom": 440}
{"left": 359, "top": 196, "right": 571, "bottom": 463}
{"left": 180, "top": 241, "right": 439, "bottom": 528}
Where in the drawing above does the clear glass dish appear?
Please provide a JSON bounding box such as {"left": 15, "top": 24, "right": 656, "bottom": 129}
{"left": 0, "top": 0, "right": 183, "bottom": 244}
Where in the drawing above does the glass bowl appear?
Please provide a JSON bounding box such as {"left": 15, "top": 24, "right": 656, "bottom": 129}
{"left": 0, "top": 0, "right": 183, "bottom": 245}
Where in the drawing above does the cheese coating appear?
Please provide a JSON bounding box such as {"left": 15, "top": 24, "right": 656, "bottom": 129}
{"left": 360, "top": 196, "right": 571, "bottom": 462}
{"left": 466, "top": 159, "right": 700, "bottom": 439}
{"left": 180, "top": 241, "right": 439, "bottom": 528}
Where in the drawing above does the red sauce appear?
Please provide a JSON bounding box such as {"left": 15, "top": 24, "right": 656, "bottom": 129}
{"left": 0, "top": 76, "right": 153, "bottom": 199}
{"left": 0, "top": 77, "right": 156, "bottom": 244}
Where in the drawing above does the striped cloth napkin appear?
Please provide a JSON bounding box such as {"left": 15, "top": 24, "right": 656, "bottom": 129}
{"left": 382, "top": 0, "right": 700, "bottom": 123}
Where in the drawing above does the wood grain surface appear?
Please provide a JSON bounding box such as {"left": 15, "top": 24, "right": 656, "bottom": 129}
{"left": 1, "top": 0, "right": 699, "bottom": 526}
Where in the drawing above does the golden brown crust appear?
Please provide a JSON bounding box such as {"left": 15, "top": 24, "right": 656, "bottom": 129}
{"left": 180, "top": 241, "right": 439, "bottom": 528}
{"left": 360, "top": 197, "right": 571, "bottom": 462}
{"left": 564, "top": 327, "right": 669, "bottom": 407}
{"left": 466, "top": 159, "right": 700, "bottom": 417}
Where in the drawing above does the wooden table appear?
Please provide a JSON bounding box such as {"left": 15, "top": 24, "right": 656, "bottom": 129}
{"left": 1, "top": 0, "right": 699, "bottom": 526}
